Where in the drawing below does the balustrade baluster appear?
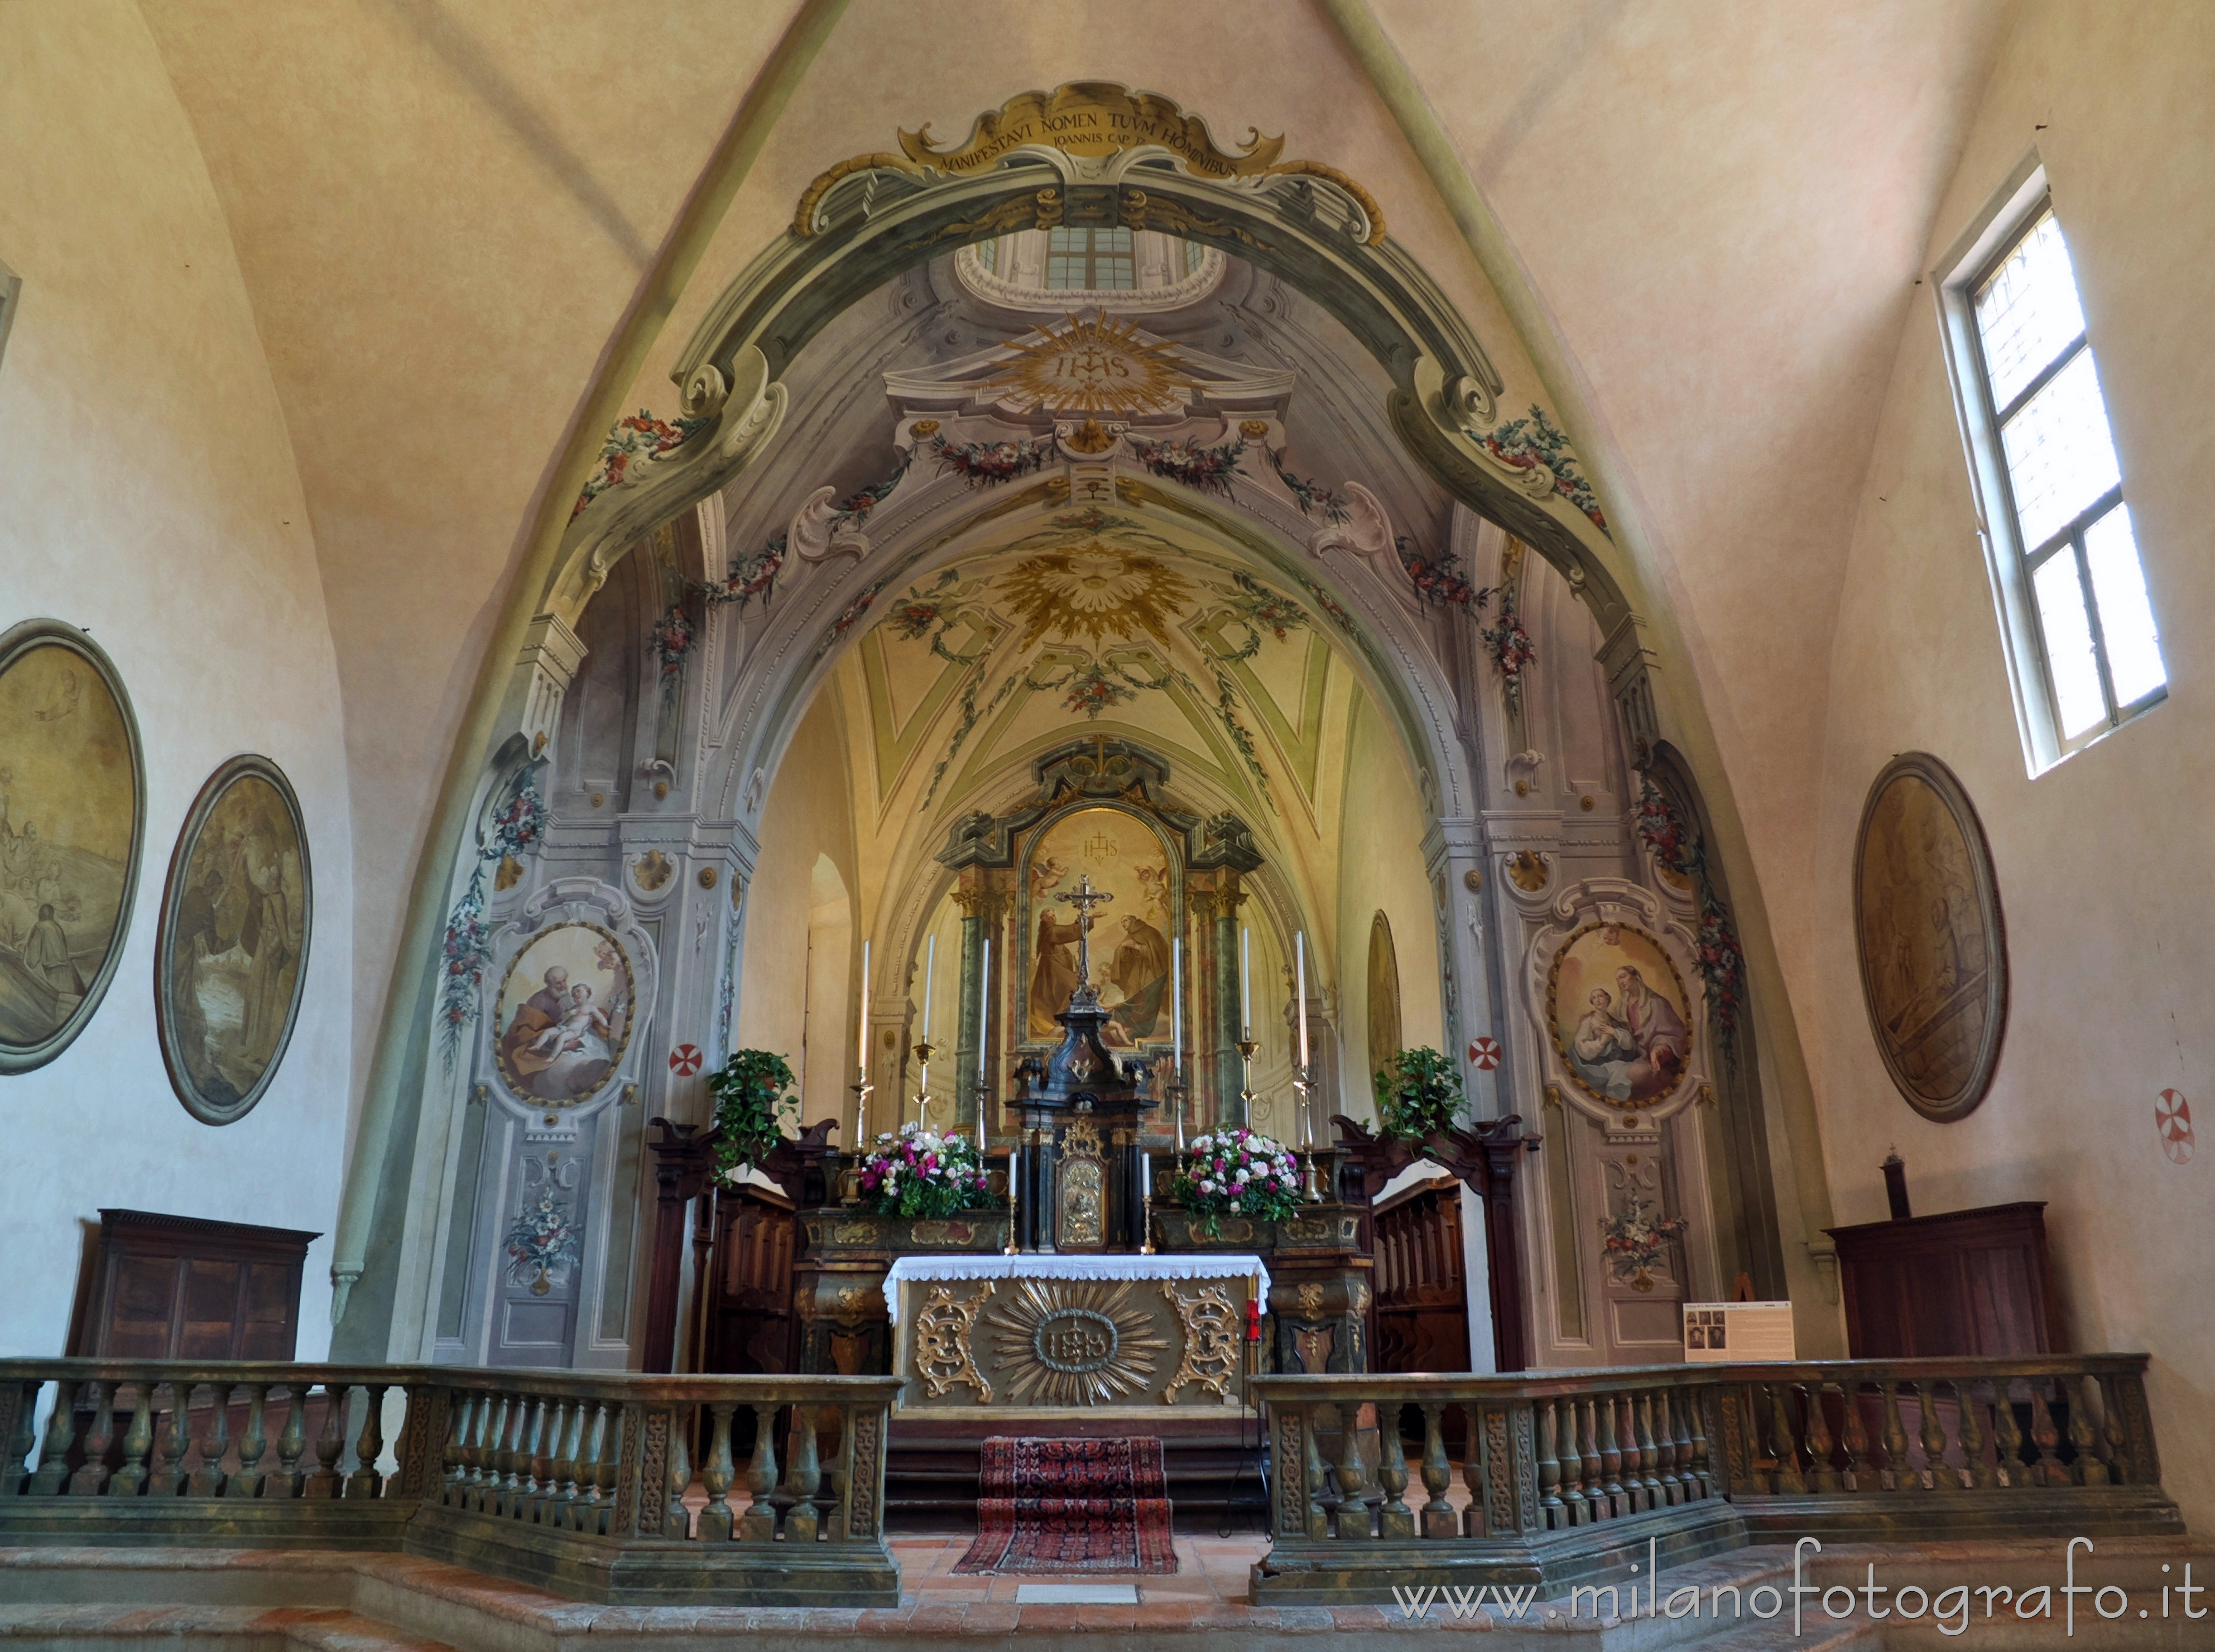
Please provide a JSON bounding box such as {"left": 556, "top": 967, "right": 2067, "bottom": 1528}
{"left": 1687, "top": 1388, "right": 1714, "bottom": 1499}
{"left": 1596, "top": 1391, "right": 1625, "bottom": 1517}
{"left": 68, "top": 1380, "right": 114, "bottom": 1496}
{"left": 350, "top": 1383, "right": 386, "bottom": 1499}
{"left": 1536, "top": 1398, "right": 1564, "bottom": 1529}
{"left": 592, "top": 1402, "right": 619, "bottom": 1531}
{"left": 782, "top": 1407, "right": 820, "bottom": 1543}
{"left": 1459, "top": 1403, "right": 1484, "bottom": 1536}
{"left": 2027, "top": 1380, "right": 2063, "bottom": 1487}
{"left": 304, "top": 1384, "right": 345, "bottom": 1499}
{"left": 544, "top": 1400, "right": 578, "bottom": 1525}
{"left": 108, "top": 1383, "right": 153, "bottom": 1497}
{"left": 1632, "top": 1391, "right": 1662, "bottom": 1507}
{"left": 664, "top": 1407, "right": 693, "bottom": 1538}
{"left": 28, "top": 1380, "right": 77, "bottom": 1496}
{"left": 1880, "top": 1381, "right": 1914, "bottom": 1492}
{"left": 441, "top": 1392, "right": 474, "bottom": 1504}
{"left": 229, "top": 1385, "right": 271, "bottom": 1498}
{"left": 1376, "top": 1401, "right": 1413, "bottom": 1539}
{"left": 1578, "top": 1397, "right": 1603, "bottom": 1519}
{"left": 1994, "top": 1377, "right": 2029, "bottom": 1488}
{"left": 1957, "top": 1378, "right": 1996, "bottom": 1489}
{"left": 472, "top": 1394, "right": 506, "bottom": 1511}
{"left": 698, "top": 1403, "right": 737, "bottom": 1541}
{"left": 1654, "top": 1390, "right": 1683, "bottom": 1505}
{"left": 2, "top": 1379, "right": 39, "bottom": 1496}
{"left": 147, "top": 1383, "right": 186, "bottom": 1497}
{"left": 1300, "top": 1406, "right": 1329, "bottom": 1541}
{"left": 1558, "top": 1399, "right": 1590, "bottom": 1525}
{"left": 739, "top": 1403, "right": 780, "bottom": 1542}
{"left": 507, "top": 1396, "right": 544, "bottom": 1516}
{"left": 1418, "top": 1403, "right": 1455, "bottom": 1539}
{"left": 575, "top": 1402, "right": 609, "bottom": 1534}
{"left": 1334, "top": 1401, "right": 1370, "bottom": 1539}
{"left": 1916, "top": 1379, "right": 1955, "bottom": 1490}
{"left": 2072, "top": 1375, "right": 2108, "bottom": 1486}
{"left": 502, "top": 1392, "right": 534, "bottom": 1515}
{"left": 2101, "top": 1376, "right": 2130, "bottom": 1484}
{"left": 1765, "top": 1382, "right": 1806, "bottom": 1494}
{"left": 1841, "top": 1379, "right": 1873, "bottom": 1492}
{"left": 186, "top": 1383, "right": 230, "bottom": 1497}
{"left": 1804, "top": 1382, "right": 1839, "bottom": 1492}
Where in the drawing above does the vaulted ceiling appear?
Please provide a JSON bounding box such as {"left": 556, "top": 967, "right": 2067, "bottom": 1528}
{"left": 137, "top": 0, "right": 2018, "bottom": 1045}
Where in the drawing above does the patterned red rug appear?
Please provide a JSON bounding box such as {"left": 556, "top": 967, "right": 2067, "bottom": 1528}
{"left": 952, "top": 1436, "right": 1179, "bottom": 1574}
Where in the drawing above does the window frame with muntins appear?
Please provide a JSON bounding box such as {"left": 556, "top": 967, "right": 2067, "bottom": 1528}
{"left": 1936, "top": 156, "right": 2166, "bottom": 772}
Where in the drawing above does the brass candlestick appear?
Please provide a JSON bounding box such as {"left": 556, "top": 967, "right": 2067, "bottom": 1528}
{"left": 1168, "top": 1077, "right": 1188, "bottom": 1155}
{"left": 910, "top": 1038, "right": 936, "bottom": 1131}
{"left": 1294, "top": 1071, "right": 1324, "bottom": 1203}
{"left": 845, "top": 1076, "right": 875, "bottom": 1204}
{"left": 1140, "top": 1182, "right": 1157, "bottom": 1255}
{"left": 1003, "top": 1136, "right": 1022, "bottom": 1256}
{"left": 1236, "top": 1034, "right": 1258, "bottom": 1127}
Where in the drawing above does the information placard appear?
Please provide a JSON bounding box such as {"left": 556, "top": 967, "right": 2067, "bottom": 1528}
{"left": 1682, "top": 1301, "right": 1795, "bottom": 1362}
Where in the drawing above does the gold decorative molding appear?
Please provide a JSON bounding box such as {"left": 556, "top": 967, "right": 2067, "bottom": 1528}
{"left": 985, "top": 1278, "right": 1167, "bottom": 1406}
{"left": 1160, "top": 1282, "right": 1241, "bottom": 1404}
{"left": 1506, "top": 850, "right": 1549, "bottom": 892}
{"left": 913, "top": 1282, "right": 994, "bottom": 1401}
{"left": 794, "top": 83, "right": 1383, "bottom": 244}
{"left": 982, "top": 313, "right": 1191, "bottom": 418}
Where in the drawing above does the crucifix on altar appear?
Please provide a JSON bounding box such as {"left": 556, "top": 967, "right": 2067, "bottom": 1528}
{"left": 1054, "top": 873, "right": 1113, "bottom": 1002}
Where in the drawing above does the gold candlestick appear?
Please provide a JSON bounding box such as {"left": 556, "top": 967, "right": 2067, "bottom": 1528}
{"left": 1236, "top": 1034, "right": 1258, "bottom": 1128}
{"left": 1294, "top": 1072, "right": 1324, "bottom": 1203}
{"left": 910, "top": 1038, "right": 936, "bottom": 1131}
{"left": 845, "top": 1076, "right": 874, "bottom": 1204}
{"left": 1140, "top": 1184, "right": 1156, "bottom": 1254}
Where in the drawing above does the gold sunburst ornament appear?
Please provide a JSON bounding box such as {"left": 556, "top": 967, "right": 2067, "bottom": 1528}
{"left": 985, "top": 1278, "right": 1167, "bottom": 1405}
{"left": 982, "top": 312, "right": 1193, "bottom": 417}
{"left": 1000, "top": 546, "right": 1192, "bottom": 650}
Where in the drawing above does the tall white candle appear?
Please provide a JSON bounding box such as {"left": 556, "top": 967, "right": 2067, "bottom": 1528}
{"left": 1295, "top": 931, "right": 1310, "bottom": 1070}
{"left": 1170, "top": 936, "right": 1183, "bottom": 1054}
{"left": 858, "top": 938, "right": 871, "bottom": 1075}
{"left": 1142, "top": 1152, "right": 1152, "bottom": 1198}
{"left": 1240, "top": 927, "right": 1251, "bottom": 1032}
{"left": 922, "top": 933, "right": 936, "bottom": 1039}
{"left": 978, "top": 936, "right": 991, "bottom": 1057}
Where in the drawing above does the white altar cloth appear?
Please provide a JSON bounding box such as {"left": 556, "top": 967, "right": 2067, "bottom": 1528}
{"left": 882, "top": 1253, "right": 1270, "bottom": 1322}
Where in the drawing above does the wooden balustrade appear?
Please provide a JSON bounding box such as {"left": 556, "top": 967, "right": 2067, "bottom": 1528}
{"left": 1251, "top": 1354, "right": 2182, "bottom": 1605}
{"left": 0, "top": 1360, "right": 900, "bottom": 1607}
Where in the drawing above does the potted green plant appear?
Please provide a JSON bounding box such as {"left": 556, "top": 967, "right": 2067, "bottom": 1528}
{"left": 707, "top": 1049, "right": 800, "bottom": 1182}
{"left": 1374, "top": 1046, "right": 1464, "bottom": 1142}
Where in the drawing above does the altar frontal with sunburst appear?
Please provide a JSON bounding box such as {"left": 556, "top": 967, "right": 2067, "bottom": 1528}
{"left": 982, "top": 313, "right": 1192, "bottom": 417}
{"left": 984, "top": 1278, "right": 1168, "bottom": 1405}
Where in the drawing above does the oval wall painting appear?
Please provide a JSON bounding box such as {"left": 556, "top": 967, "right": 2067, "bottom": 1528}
{"left": 156, "top": 756, "right": 312, "bottom": 1123}
{"left": 493, "top": 922, "right": 635, "bottom": 1105}
{"left": 1853, "top": 753, "right": 2007, "bottom": 1121}
{"left": 0, "top": 620, "right": 146, "bottom": 1074}
{"left": 1547, "top": 922, "right": 1694, "bottom": 1108}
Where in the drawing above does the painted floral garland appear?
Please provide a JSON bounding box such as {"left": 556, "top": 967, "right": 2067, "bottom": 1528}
{"left": 1131, "top": 435, "right": 1246, "bottom": 497}
{"left": 1169, "top": 1128, "right": 1303, "bottom": 1236}
{"left": 1482, "top": 404, "right": 1608, "bottom": 535}
{"left": 857, "top": 1124, "right": 996, "bottom": 1219}
{"left": 652, "top": 599, "right": 697, "bottom": 682}
{"left": 1266, "top": 447, "right": 1350, "bottom": 523}
{"left": 437, "top": 766, "right": 547, "bottom": 1065}
{"left": 1479, "top": 601, "right": 1537, "bottom": 711}
{"left": 572, "top": 410, "right": 708, "bottom": 521}
{"left": 930, "top": 433, "right": 1055, "bottom": 488}
{"left": 1631, "top": 777, "right": 1748, "bottom": 1041}
{"left": 1396, "top": 536, "right": 1491, "bottom": 614}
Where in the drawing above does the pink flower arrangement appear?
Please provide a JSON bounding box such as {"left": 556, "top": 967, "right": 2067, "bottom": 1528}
{"left": 1167, "top": 1126, "right": 1304, "bottom": 1235}
{"left": 857, "top": 1123, "right": 994, "bottom": 1219}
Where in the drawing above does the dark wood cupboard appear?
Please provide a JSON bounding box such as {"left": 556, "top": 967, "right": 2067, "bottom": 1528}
{"left": 69, "top": 1208, "right": 318, "bottom": 1361}
{"left": 1826, "top": 1201, "right": 2061, "bottom": 1359}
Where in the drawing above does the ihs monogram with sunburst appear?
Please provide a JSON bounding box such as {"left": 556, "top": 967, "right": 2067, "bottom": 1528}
{"left": 982, "top": 312, "right": 1193, "bottom": 418}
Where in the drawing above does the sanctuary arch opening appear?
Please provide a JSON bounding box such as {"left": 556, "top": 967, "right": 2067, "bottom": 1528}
{"left": 356, "top": 85, "right": 1790, "bottom": 1387}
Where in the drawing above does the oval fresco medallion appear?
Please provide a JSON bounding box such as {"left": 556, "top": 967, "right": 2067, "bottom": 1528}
{"left": 0, "top": 620, "right": 146, "bottom": 1074}
{"left": 1547, "top": 922, "right": 1694, "bottom": 1108}
{"left": 1853, "top": 753, "right": 2007, "bottom": 1121}
{"left": 156, "top": 755, "right": 312, "bottom": 1123}
{"left": 493, "top": 921, "right": 635, "bottom": 1105}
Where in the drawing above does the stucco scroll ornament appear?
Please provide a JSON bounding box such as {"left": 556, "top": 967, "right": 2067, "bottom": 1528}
{"left": 789, "top": 484, "right": 871, "bottom": 564}
{"left": 1306, "top": 479, "right": 1419, "bottom": 610}
{"left": 1160, "top": 1281, "right": 1241, "bottom": 1404}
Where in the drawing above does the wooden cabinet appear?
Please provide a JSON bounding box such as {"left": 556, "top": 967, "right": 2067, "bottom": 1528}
{"left": 69, "top": 1208, "right": 318, "bottom": 1361}
{"left": 1825, "top": 1201, "right": 2060, "bottom": 1359}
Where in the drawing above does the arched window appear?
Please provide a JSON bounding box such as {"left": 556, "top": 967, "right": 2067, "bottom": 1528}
{"left": 1366, "top": 910, "right": 1402, "bottom": 1095}
{"left": 957, "top": 229, "right": 1223, "bottom": 312}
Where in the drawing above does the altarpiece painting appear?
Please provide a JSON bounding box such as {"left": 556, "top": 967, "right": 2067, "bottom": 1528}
{"left": 1023, "top": 805, "right": 1174, "bottom": 1049}
{"left": 156, "top": 755, "right": 311, "bottom": 1122}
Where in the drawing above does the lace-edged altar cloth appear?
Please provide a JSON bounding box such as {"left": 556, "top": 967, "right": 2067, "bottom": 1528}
{"left": 881, "top": 1253, "right": 1271, "bottom": 1322}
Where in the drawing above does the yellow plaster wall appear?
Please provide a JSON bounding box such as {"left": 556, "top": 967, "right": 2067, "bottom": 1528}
{"left": 1807, "top": 2, "right": 2215, "bottom": 1521}
{"left": 0, "top": 2, "right": 353, "bottom": 1355}
{"left": 736, "top": 691, "right": 858, "bottom": 1133}
{"left": 1332, "top": 688, "right": 1442, "bottom": 1121}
